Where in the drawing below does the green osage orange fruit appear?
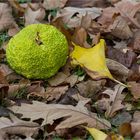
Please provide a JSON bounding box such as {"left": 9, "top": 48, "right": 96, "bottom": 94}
{"left": 6, "top": 24, "right": 68, "bottom": 79}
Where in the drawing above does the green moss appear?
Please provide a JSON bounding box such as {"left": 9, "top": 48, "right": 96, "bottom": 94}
{"left": 6, "top": 24, "right": 68, "bottom": 79}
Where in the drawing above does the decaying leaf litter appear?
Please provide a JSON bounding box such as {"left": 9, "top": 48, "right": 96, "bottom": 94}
{"left": 0, "top": 0, "right": 140, "bottom": 139}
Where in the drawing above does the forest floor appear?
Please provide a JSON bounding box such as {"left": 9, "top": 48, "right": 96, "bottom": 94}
{"left": 0, "top": 0, "right": 140, "bottom": 140}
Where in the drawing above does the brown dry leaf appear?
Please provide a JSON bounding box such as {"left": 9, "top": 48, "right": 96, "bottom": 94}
{"left": 98, "top": 0, "right": 140, "bottom": 28}
{"left": 0, "top": 69, "right": 8, "bottom": 84}
{"left": 71, "top": 92, "right": 91, "bottom": 102}
{"left": 27, "top": 92, "right": 44, "bottom": 101}
{"left": 66, "top": 0, "right": 104, "bottom": 7}
{"left": 113, "top": 41, "right": 128, "bottom": 52}
{"left": 48, "top": 72, "right": 68, "bottom": 86}
{"left": 95, "top": 98, "right": 111, "bottom": 112}
{"left": 66, "top": 0, "right": 108, "bottom": 8}
{"left": 24, "top": 5, "right": 46, "bottom": 26}
{"left": 0, "top": 84, "right": 9, "bottom": 100}
{"left": 81, "top": 13, "right": 92, "bottom": 29}
{"left": 108, "top": 16, "right": 133, "bottom": 39}
{"left": 19, "top": 78, "right": 30, "bottom": 85}
{"left": 72, "top": 27, "right": 90, "bottom": 48}
{"left": 8, "top": 27, "right": 19, "bottom": 37}
{"left": 106, "top": 59, "right": 129, "bottom": 82}
{"left": 76, "top": 79, "right": 106, "bottom": 98}
{"left": 0, "top": 64, "right": 21, "bottom": 83}
{"left": 90, "top": 33, "right": 101, "bottom": 46}
{"left": 97, "top": 7, "right": 119, "bottom": 27}
{"left": 0, "top": 114, "right": 39, "bottom": 140}
{"left": 9, "top": 100, "right": 111, "bottom": 130}
{"left": 132, "top": 131, "right": 140, "bottom": 140}
{"left": 128, "top": 63, "right": 140, "bottom": 81}
{"left": 65, "top": 74, "right": 79, "bottom": 87}
{"left": 19, "top": 3, "right": 41, "bottom": 11}
{"left": 114, "top": 0, "right": 140, "bottom": 28}
{"left": 105, "top": 84, "right": 126, "bottom": 118}
{"left": 133, "top": 111, "right": 140, "bottom": 122}
{"left": 119, "top": 123, "right": 132, "bottom": 137}
{"left": 0, "top": 64, "right": 13, "bottom": 78}
{"left": 66, "top": 0, "right": 92, "bottom": 7}
{"left": 0, "top": 3, "right": 19, "bottom": 32}
{"left": 43, "top": 0, "right": 68, "bottom": 10}
{"left": 128, "top": 29, "right": 140, "bottom": 52}
{"left": 8, "top": 83, "right": 30, "bottom": 97}
{"left": 27, "top": 83, "right": 45, "bottom": 93}
{"left": 57, "top": 87, "right": 79, "bottom": 105}
{"left": 8, "top": 79, "right": 30, "bottom": 97}
{"left": 128, "top": 81, "right": 140, "bottom": 99}
{"left": 97, "top": 84, "right": 126, "bottom": 118}
{"left": 38, "top": 85, "right": 68, "bottom": 101}
{"left": 48, "top": 72, "right": 79, "bottom": 87}
{"left": 131, "top": 111, "right": 140, "bottom": 140}
{"left": 27, "top": 82, "right": 45, "bottom": 94}
{"left": 58, "top": 87, "right": 87, "bottom": 105}
{"left": 55, "top": 7, "right": 102, "bottom": 27}
{"left": 107, "top": 46, "right": 136, "bottom": 68}
{"left": 0, "top": 48, "right": 5, "bottom": 61}
{"left": 88, "top": 20, "right": 104, "bottom": 35}
{"left": 1, "top": 41, "right": 8, "bottom": 51}
{"left": 72, "top": 27, "right": 87, "bottom": 46}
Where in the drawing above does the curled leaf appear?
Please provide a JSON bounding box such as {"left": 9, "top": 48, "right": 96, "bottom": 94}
{"left": 70, "top": 39, "right": 126, "bottom": 86}
{"left": 71, "top": 39, "right": 113, "bottom": 79}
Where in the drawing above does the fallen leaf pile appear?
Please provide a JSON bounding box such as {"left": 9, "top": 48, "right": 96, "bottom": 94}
{"left": 0, "top": 0, "right": 140, "bottom": 139}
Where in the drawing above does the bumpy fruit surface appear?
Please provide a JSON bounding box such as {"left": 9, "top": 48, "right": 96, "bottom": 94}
{"left": 6, "top": 24, "right": 68, "bottom": 79}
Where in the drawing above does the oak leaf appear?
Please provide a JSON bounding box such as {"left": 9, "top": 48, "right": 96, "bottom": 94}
{"left": 96, "top": 84, "right": 126, "bottom": 118}
{"left": 55, "top": 7, "right": 102, "bottom": 27}
{"left": 9, "top": 100, "right": 111, "bottom": 130}
{"left": 0, "top": 114, "right": 39, "bottom": 140}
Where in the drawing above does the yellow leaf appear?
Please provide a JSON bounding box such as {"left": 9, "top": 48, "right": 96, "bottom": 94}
{"left": 85, "top": 127, "right": 107, "bottom": 140}
{"left": 85, "top": 127, "right": 125, "bottom": 140}
{"left": 71, "top": 39, "right": 127, "bottom": 87}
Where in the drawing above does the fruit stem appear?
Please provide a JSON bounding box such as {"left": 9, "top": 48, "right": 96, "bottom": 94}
{"left": 35, "top": 32, "right": 43, "bottom": 45}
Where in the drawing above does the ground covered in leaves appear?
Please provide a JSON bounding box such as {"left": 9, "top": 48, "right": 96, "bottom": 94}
{"left": 0, "top": 0, "right": 140, "bottom": 140}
